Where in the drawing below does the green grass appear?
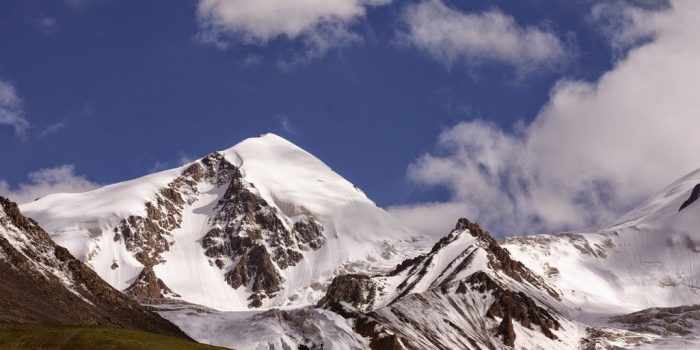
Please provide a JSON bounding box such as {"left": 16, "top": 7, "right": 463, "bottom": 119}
{"left": 0, "top": 323, "right": 230, "bottom": 350}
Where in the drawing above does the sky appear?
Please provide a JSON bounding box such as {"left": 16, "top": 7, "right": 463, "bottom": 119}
{"left": 1, "top": 0, "right": 698, "bottom": 237}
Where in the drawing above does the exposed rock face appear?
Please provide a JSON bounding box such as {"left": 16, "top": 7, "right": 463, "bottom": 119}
{"left": 111, "top": 151, "right": 326, "bottom": 307}
{"left": 225, "top": 245, "right": 283, "bottom": 308}
{"left": 577, "top": 305, "right": 700, "bottom": 349}
{"left": 317, "top": 274, "right": 377, "bottom": 312}
{"left": 499, "top": 312, "right": 516, "bottom": 347}
{"left": 201, "top": 159, "right": 326, "bottom": 306}
{"left": 0, "top": 197, "right": 188, "bottom": 339}
{"left": 679, "top": 183, "right": 700, "bottom": 211}
{"left": 321, "top": 302, "right": 410, "bottom": 350}
{"left": 467, "top": 271, "right": 561, "bottom": 344}
{"left": 114, "top": 162, "right": 212, "bottom": 265}
{"left": 125, "top": 266, "right": 179, "bottom": 299}
{"left": 113, "top": 153, "right": 237, "bottom": 298}
{"left": 612, "top": 304, "right": 700, "bottom": 336}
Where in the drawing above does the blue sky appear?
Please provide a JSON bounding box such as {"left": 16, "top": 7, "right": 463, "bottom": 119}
{"left": 1, "top": 0, "right": 698, "bottom": 236}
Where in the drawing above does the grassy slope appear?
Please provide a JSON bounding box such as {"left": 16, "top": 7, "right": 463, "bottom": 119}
{"left": 0, "top": 323, "right": 229, "bottom": 350}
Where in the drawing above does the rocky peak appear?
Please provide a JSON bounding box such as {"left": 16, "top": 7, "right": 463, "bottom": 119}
{"left": 0, "top": 197, "right": 49, "bottom": 243}
{"left": 317, "top": 274, "right": 377, "bottom": 312}
{"left": 318, "top": 217, "right": 564, "bottom": 348}
{"left": 459, "top": 219, "right": 560, "bottom": 300}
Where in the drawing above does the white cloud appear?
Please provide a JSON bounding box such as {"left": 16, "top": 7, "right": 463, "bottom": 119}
{"left": 36, "top": 16, "right": 57, "bottom": 35}
{"left": 39, "top": 121, "right": 65, "bottom": 138}
{"left": 0, "top": 79, "right": 29, "bottom": 140}
{"left": 278, "top": 115, "right": 297, "bottom": 135}
{"left": 400, "top": 0, "right": 568, "bottom": 73}
{"left": 391, "top": 0, "right": 700, "bottom": 236}
{"left": 389, "top": 201, "right": 471, "bottom": 237}
{"left": 0, "top": 165, "right": 99, "bottom": 204}
{"left": 196, "top": 0, "right": 389, "bottom": 59}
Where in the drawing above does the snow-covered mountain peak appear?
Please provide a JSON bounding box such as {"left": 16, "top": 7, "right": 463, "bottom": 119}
{"left": 21, "top": 133, "right": 424, "bottom": 312}
{"left": 316, "top": 218, "right": 571, "bottom": 348}
{"left": 222, "top": 133, "right": 376, "bottom": 221}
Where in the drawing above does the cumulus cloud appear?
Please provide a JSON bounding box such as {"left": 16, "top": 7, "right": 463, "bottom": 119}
{"left": 0, "top": 165, "right": 99, "bottom": 204}
{"left": 0, "top": 79, "right": 30, "bottom": 139}
{"left": 196, "top": 0, "right": 389, "bottom": 60}
{"left": 400, "top": 0, "right": 568, "bottom": 73}
{"left": 391, "top": 0, "right": 700, "bottom": 236}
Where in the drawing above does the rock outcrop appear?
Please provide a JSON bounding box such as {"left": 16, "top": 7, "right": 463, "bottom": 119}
{"left": 679, "top": 183, "right": 700, "bottom": 211}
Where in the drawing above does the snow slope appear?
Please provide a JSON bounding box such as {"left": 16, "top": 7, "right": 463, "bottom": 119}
{"left": 149, "top": 300, "right": 367, "bottom": 350}
{"left": 503, "top": 167, "right": 700, "bottom": 314}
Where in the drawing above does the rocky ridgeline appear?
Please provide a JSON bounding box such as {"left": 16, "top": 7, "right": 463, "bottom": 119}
{"left": 318, "top": 218, "right": 563, "bottom": 348}
{"left": 0, "top": 197, "right": 188, "bottom": 338}
{"left": 456, "top": 218, "right": 560, "bottom": 300}
{"left": 112, "top": 152, "right": 326, "bottom": 306}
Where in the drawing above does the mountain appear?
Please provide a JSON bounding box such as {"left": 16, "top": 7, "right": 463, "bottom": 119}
{"left": 21, "top": 133, "right": 424, "bottom": 311}
{"left": 316, "top": 218, "right": 578, "bottom": 349}
{"left": 20, "top": 133, "right": 700, "bottom": 349}
{"left": 0, "top": 196, "right": 188, "bottom": 338}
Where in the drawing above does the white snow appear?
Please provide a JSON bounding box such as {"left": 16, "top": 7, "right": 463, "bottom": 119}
{"left": 151, "top": 301, "right": 367, "bottom": 350}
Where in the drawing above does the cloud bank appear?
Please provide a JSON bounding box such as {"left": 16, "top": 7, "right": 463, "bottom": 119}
{"left": 391, "top": 0, "right": 700, "bottom": 236}
{"left": 196, "top": 0, "right": 390, "bottom": 58}
{"left": 400, "top": 0, "right": 568, "bottom": 73}
{"left": 0, "top": 165, "right": 99, "bottom": 204}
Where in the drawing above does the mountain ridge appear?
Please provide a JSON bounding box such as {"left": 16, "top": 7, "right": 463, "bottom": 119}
{"left": 0, "top": 196, "right": 189, "bottom": 339}
{"left": 15, "top": 133, "right": 700, "bottom": 349}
